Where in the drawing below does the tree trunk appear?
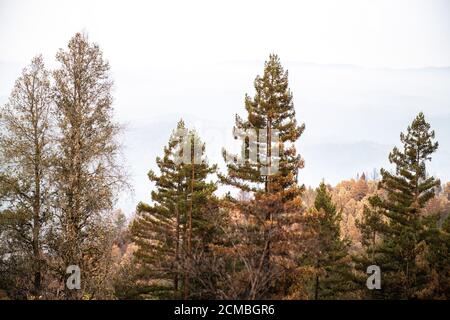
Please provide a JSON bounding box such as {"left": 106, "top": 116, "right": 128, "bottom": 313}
{"left": 32, "top": 94, "right": 42, "bottom": 297}
{"left": 184, "top": 162, "right": 194, "bottom": 299}
{"left": 263, "top": 120, "right": 272, "bottom": 271}
{"left": 174, "top": 203, "right": 180, "bottom": 292}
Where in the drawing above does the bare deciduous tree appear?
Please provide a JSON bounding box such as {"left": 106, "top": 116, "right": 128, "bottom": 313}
{"left": 0, "top": 55, "right": 54, "bottom": 298}
{"left": 51, "top": 33, "right": 128, "bottom": 299}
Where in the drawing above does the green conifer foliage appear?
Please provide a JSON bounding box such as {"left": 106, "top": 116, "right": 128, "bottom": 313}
{"left": 221, "top": 54, "right": 305, "bottom": 201}
{"left": 358, "top": 112, "right": 441, "bottom": 299}
{"left": 131, "top": 120, "right": 217, "bottom": 299}
{"left": 219, "top": 55, "right": 306, "bottom": 298}
{"left": 301, "top": 182, "right": 353, "bottom": 299}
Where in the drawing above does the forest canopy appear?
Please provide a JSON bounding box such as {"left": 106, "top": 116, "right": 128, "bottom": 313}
{"left": 0, "top": 33, "right": 449, "bottom": 300}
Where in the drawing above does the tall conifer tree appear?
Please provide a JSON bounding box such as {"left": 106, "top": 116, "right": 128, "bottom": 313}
{"left": 220, "top": 54, "right": 305, "bottom": 298}
{"left": 357, "top": 112, "right": 441, "bottom": 299}
{"left": 131, "top": 120, "right": 217, "bottom": 299}
{"left": 221, "top": 54, "right": 304, "bottom": 199}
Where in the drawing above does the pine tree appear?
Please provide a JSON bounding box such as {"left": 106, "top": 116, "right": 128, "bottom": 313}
{"left": 300, "top": 182, "right": 353, "bottom": 299}
{"left": 356, "top": 202, "right": 384, "bottom": 260}
{"left": 357, "top": 112, "right": 441, "bottom": 299}
{"left": 415, "top": 211, "right": 450, "bottom": 299}
{"left": 219, "top": 54, "right": 305, "bottom": 298}
{"left": 131, "top": 120, "right": 217, "bottom": 299}
{"left": 221, "top": 54, "right": 304, "bottom": 199}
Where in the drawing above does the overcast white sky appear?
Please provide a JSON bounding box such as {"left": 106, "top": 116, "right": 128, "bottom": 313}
{"left": 1, "top": 0, "right": 450, "bottom": 68}
{"left": 0, "top": 0, "right": 450, "bottom": 67}
{"left": 1, "top": 0, "right": 449, "bottom": 214}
